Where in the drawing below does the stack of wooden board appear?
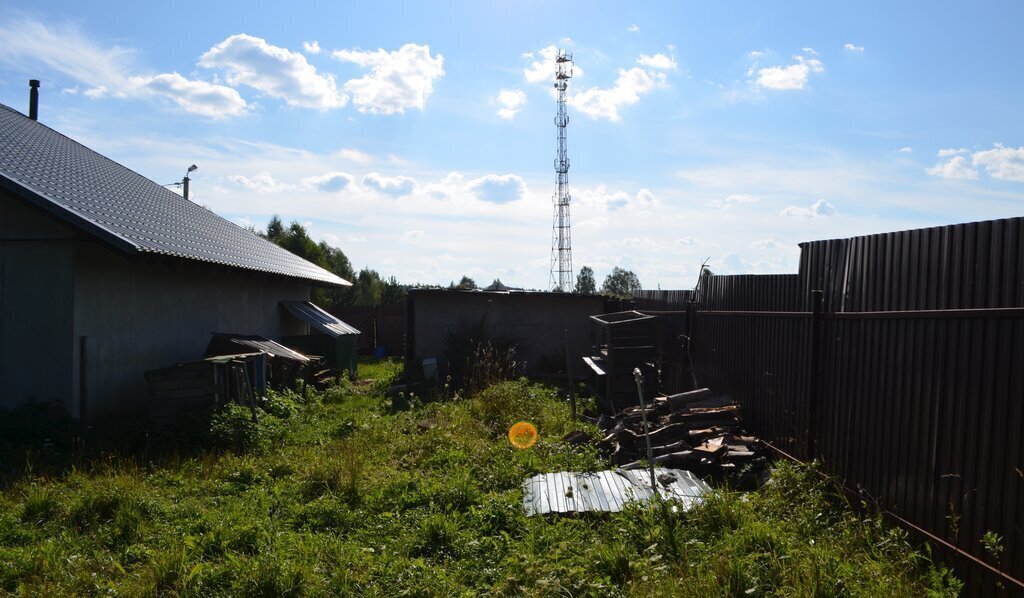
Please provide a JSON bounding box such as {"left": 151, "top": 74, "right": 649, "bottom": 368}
{"left": 596, "top": 387, "right": 768, "bottom": 485}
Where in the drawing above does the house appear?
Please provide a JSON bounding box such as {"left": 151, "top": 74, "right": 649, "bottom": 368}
{"left": 0, "top": 100, "right": 350, "bottom": 421}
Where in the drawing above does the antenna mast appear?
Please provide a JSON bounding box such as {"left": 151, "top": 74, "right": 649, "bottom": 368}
{"left": 549, "top": 49, "right": 574, "bottom": 292}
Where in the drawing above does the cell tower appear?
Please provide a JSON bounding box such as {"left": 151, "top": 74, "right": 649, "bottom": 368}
{"left": 549, "top": 49, "right": 574, "bottom": 292}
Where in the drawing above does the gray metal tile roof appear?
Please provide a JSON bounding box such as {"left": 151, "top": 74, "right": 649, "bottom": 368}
{"left": 281, "top": 300, "right": 360, "bottom": 336}
{"left": 0, "top": 103, "right": 349, "bottom": 286}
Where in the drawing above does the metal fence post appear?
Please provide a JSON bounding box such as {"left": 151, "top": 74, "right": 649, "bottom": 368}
{"left": 807, "top": 289, "right": 824, "bottom": 459}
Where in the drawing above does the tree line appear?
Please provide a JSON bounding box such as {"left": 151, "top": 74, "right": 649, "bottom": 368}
{"left": 260, "top": 216, "right": 644, "bottom": 309}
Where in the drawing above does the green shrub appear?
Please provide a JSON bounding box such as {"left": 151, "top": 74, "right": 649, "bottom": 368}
{"left": 208, "top": 404, "right": 283, "bottom": 453}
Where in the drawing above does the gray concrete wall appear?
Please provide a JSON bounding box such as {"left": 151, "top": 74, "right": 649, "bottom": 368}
{"left": 72, "top": 243, "right": 310, "bottom": 420}
{"left": 409, "top": 290, "right": 608, "bottom": 378}
{"left": 0, "top": 193, "right": 76, "bottom": 411}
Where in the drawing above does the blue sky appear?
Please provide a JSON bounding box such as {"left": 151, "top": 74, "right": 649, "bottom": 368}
{"left": 1, "top": 1, "right": 1022, "bottom": 289}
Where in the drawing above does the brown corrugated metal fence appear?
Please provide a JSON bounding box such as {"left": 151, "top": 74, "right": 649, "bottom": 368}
{"left": 646, "top": 217, "right": 1024, "bottom": 594}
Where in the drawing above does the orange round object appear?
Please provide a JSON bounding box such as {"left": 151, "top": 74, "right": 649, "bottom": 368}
{"left": 508, "top": 421, "right": 539, "bottom": 449}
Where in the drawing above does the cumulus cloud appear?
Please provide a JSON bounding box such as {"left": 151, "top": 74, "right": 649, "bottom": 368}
{"left": 495, "top": 88, "right": 527, "bottom": 119}
{"left": 711, "top": 193, "right": 760, "bottom": 208}
{"left": 926, "top": 156, "right": 978, "bottom": 180}
{"left": 571, "top": 67, "right": 662, "bottom": 121}
{"left": 228, "top": 171, "right": 293, "bottom": 193}
{"left": 130, "top": 73, "right": 248, "bottom": 118}
{"left": 200, "top": 34, "right": 348, "bottom": 110}
{"left": 362, "top": 172, "right": 418, "bottom": 196}
{"left": 927, "top": 144, "right": 1024, "bottom": 181}
{"left": 303, "top": 40, "right": 321, "bottom": 54}
{"left": 971, "top": 144, "right": 1024, "bottom": 181}
{"left": 333, "top": 43, "right": 445, "bottom": 114}
{"left": 0, "top": 18, "right": 248, "bottom": 118}
{"left": 753, "top": 51, "right": 824, "bottom": 90}
{"left": 522, "top": 45, "right": 583, "bottom": 84}
{"left": 628, "top": 24, "right": 640, "bottom": 33}
{"left": 467, "top": 174, "right": 528, "bottom": 203}
{"left": 637, "top": 53, "right": 677, "bottom": 70}
{"left": 844, "top": 43, "right": 865, "bottom": 52}
{"left": 780, "top": 198, "right": 836, "bottom": 218}
{"left": 302, "top": 171, "right": 354, "bottom": 192}
{"left": 899, "top": 147, "right": 913, "bottom": 153}
{"left": 576, "top": 185, "right": 658, "bottom": 210}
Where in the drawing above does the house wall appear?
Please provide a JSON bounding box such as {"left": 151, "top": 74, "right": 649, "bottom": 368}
{"left": 72, "top": 243, "right": 310, "bottom": 420}
{"left": 407, "top": 289, "right": 610, "bottom": 378}
{"left": 0, "top": 192, "right": 76, "bottom": 411}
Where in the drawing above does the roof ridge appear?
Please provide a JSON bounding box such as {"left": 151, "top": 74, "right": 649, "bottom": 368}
{"left": 0, "top": 102, "right": 350, "bottom": 286}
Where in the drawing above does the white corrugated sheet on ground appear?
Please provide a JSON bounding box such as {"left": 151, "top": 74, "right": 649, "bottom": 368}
{"left": 522, "top": 468, "right": 711, "bottom": 516}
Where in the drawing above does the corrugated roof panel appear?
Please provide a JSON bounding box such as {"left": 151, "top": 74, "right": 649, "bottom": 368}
{"left": 0, "top": 104, "right": 350, "bottom": 286}
{"left": 209, "top": 333, "right": 311, "bottom": 363}
{"left": 281, "top": 301, "right": 360, "bottom": 336}
{"left": 523, "top": 468, "right": 711, "bottom": 516}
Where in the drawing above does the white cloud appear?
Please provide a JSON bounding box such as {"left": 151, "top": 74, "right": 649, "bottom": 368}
{"left": 200, "top": 34, "right": 348, "bottom": 110}
{"left": 495, "top": 88, "right": 527, "bottom": 120}
{"left": 334, "top": 148, "right": 374, "bottom": 164}
{"left": 467, "top": 174, "right": 528, "bottom": 203}
{"left": 930, "top": 144, "right": 1024, "bottom": 182}
{"left": 130, "top": 73, "right": 248, "bottom": 118}
{"left": 712, "top": 193, "right": 760, "bottom": 208}
{"left": 926, "top": 156, "right": 978, "bottom": 180}
{"left": 0, "top": 18, "right": 248, "bottom": 118}
{"left": 576, "top": 185, "right": 659, "bottom": 211}
{"left": 333, "top": 43, "right": 445, "bottom": 114}
{"left": 84, "top": 85, "right": 112, "bottom": 99}
{"left": 228, "top": 171, "right": 293, "bottom": 193}
{"left": 362, "top": 172, "right": 418, "bottom": 196}
{"left": 524, "top": 45, "right": 561, "bottom": 84}
{"left": 752, "top": 239, "right": 782, "bottom": 249}
{"left": 522, "top": 45, "right": 586, "bottom": 86}
{"left": 635, "top": 188, "right": 659, "bottom": 207}
{"left": 899, "top": 147, "right": 913, "bottom": 153}
{"left": 971, "top": 144, "right": 1024, "bottom": 181}
{"left": 402, "top": 230, "right": 425, "bottom": 240}
{"left": 780, "top": 198, "right": 836, "bottom": 218}
{"left": 302, "top": 171, "right": 354, "bottom": 192}
{"left": 754, "top": 52, "right": 824, "bottom": 90}
{"left": 571, "top": 67, "right": 662, "bottom": 122}
{"left": 628, "top": 24, "right": 640, "bottom": 33}
{"left": 844, "top": 43, "right": 865, "bottom": 52}
{"left": 802, "top": 47, "right": 818, "bottom": 56}
{"left": 303, "top": 40, "right": 321, "bottom": 54}
{"left": 637, "top": 53, "right": 678, "bottom": 71}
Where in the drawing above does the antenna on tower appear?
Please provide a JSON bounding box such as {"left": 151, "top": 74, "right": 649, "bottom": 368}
{"left": 549, "top": 49, "right": 574, "bottom": 292}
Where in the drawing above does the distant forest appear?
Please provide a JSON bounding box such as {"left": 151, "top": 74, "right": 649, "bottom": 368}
{"left": 258, "top": 215, "right": 644, "bottom": 308}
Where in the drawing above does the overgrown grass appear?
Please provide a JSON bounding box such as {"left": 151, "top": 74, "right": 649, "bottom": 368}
{"left": 0, "top": 365, "right": 961, "bottom": 595}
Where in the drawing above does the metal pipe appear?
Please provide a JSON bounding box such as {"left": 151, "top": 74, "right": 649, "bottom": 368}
{"left": 29, "top": 80, "right": 40, "bottom": 121}
{"left": 632, "top": 367, "right": 656, "bottom": 491}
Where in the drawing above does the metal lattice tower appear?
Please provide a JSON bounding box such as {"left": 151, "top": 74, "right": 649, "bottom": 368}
{"left": 549, "top": 49, "right": 574, "bottom": 292}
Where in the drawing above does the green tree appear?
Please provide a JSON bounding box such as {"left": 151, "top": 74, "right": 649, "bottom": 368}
{"left": 575, "top": 266, "right": 596, "bottom": 294}
{"left": 451, "top": 275, "right": 477, "bottom": 290}
{"left": 601, "top": 267, "right": 642, "bottom": 298}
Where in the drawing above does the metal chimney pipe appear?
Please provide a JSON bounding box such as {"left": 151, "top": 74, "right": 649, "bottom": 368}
{"left": 29, "top": 80, "right": 40, "bottom": 121}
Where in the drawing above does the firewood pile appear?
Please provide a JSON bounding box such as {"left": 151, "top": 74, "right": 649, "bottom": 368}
{"left": 595, "top": 388, "right": 768, "bottom": 485}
